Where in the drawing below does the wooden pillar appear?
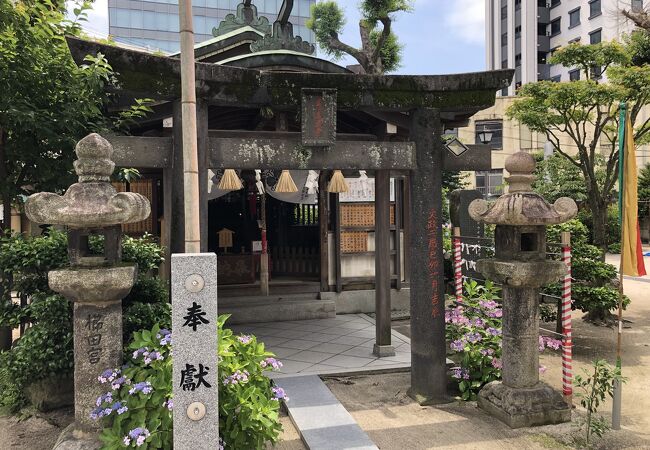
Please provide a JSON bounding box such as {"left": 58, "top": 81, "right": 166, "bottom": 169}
{"left": 408, "top": 108, "right": 450, "bottom": 405}
{"left": 171, "top": 101, "right": 185, "bottom": 254}
{"left": 197, "top": 101, "right": 209, "bottom": 252}
{"left": 395, "top": 178, "right": 402, "bottom": 291}
{"left": 319, "top": 171, "right": 330, "bottom": 292}
{"left": 374, "top": 169, "right": 394, "bottom": 357}
{"left": 171, "top": 99, "right": 209, "bottom": 254}
{"left": 332, "top": 192, "right": 342, "bottom": 293}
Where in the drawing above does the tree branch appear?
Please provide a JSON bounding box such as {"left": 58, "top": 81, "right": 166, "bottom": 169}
{"left": 371, "top": 17, "right": 391, "bottom": 69}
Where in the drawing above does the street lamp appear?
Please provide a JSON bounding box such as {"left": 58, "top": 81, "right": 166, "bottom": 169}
{"left": 477, "top": 129, "right": 494, "bottom": 145}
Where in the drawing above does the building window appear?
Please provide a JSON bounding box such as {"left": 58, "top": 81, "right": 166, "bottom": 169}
{"left": 538, "top": 51, "right": 547, "bottom": 64}
{"left": 569, "top": 8, "right": 581, "bottom": 28}
{"left": 515, "top": 53, "right": 522, "bottom": 67}
{"left": 550, "top": 18, "right": 561, "bottom": 36}
{"left": 591, "top": 65, "right": 603, "bottom": 79}
{"left": 501, "top": 87, "right": 509, "bottom": 96}
{"left": 632, "top": 0, "right": 644, "bottom": 12}
{"left": 502, "top": 32, "right": 508, "bottom": 46}
{"left": 476, "top": 169, "right": 505, "bottom": 197}
{"left": 550, "top": 0, "right": 561, "bottom": 8}
{"left": 551, "top": 75, "right": 561, "bottom": 82}
{"left": 569, "top": 69, "right": 581, "bottom": 81}
{"left": 589, "top": 0, "right": 602, "bottom": 18}
{"left": 569, "top": 36, "right": 581, "bottom": 43}
{"left": 501, "top": 5, "right": 507, "bottom": 20}
{"left": 475, "top": 120, "right": 503, "bottom": 149}
{"left": 515, "top": 0, "right": 521, "bottom": 10}
{"left": 590, "top": 28, "right": 602, "bottom": 44}
{"left": 515, "top": 26, "right": 521, "bottom": 39}
{"left": 538, "top": 0, "right": 548, "bottom": 6}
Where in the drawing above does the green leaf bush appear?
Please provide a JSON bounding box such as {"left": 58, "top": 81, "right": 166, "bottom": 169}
{"left": 95, "top": 316, "right": 283, "bottom": 449}
{"left": 544, "top": 220, "right": 627, "bottom": 323}
{"left": 0, "top": 230, "right": 169, "bottom": 412}
{"left": 446, "top": 280, "right": 562, "bottom": 401}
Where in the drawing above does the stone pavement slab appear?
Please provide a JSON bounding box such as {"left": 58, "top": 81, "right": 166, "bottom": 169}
{"left": 274, "top": 375, "right": 378, "bottom": 450}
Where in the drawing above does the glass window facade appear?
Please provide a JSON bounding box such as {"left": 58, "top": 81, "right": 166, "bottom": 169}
{"left": 109, "top": 0, "right": 316, "bottom": 53}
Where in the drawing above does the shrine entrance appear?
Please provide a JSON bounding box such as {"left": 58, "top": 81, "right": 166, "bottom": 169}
{"left": 207, "top": 170, "right": 320, "bottom": 286}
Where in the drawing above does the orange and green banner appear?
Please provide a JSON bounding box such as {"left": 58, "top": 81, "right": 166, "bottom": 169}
{"left": 619, "top": 104, "right": 647, "bottom": 277}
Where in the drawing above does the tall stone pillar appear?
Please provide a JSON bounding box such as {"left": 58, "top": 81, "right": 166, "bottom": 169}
{"left": 469, "top": 151, "right": 577, "bottom": 428}
{"left": 374, "top": 169, "right": 393, "bottom": 357}
{"left": 408, "top": 108, "right": 450, "bottom": 405}
{"left": 25, "top": 134, "right": 151, "bottom": 447}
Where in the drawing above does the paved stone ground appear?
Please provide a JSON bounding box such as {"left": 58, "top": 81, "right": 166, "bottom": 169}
{"left": 231, "top": 314, "right": 411, "bottom": 377}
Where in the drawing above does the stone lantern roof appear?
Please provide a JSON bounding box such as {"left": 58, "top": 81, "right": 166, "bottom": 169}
{"left": 468, "top": 151, "right": 577, "bottom": 226}
{"left": 25, "top": 134, "right": 150, "bottom": 228}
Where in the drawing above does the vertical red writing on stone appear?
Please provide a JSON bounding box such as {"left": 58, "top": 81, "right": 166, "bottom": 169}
{"left": 427, "top": 209, "right": 441, "bottom": 318}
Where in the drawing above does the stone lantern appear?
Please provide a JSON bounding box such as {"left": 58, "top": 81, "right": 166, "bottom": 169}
{"left": 468, "top": 151, "right": 577, "bottom": 428}
{"left": 25, "top": 134, "right": 150, "bottom": 447}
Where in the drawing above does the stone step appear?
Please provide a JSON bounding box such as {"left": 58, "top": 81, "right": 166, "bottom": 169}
{"left": 219, "top": 281, "right": 320, "bottom": 297}
{"left": 218, "top": 297, "right": 335, "bottom": 324}
{"left": 274, "top": 375, "right": 378, "bottom": 450}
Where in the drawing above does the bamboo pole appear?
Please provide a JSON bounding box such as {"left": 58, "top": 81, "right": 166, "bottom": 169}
{"left": 178, "top": 0, "right": 201, "bottom": 253}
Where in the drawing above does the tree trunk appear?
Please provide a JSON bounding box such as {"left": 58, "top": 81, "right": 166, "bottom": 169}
{"left": 591, "top": 202, "right": 609, "bottom": 256}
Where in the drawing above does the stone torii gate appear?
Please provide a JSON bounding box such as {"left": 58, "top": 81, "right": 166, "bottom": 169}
{"left": 68, "top": 36, "right": 512, "bottom": 404}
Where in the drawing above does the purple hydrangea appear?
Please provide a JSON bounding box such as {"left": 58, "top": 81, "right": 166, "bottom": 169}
{"left": 471, "top": 317, "right": 485, "bottom": 328}
{"left": 111, "top": 376, "right": 129, "bottom": 390}
{"left": 260, "top": 357, "right": 283, "bottom": 370}
{"left": 479, "top": 300, "right": 499, "bottom": 310}
{"left": 132, "top": 347, "right": 148, "bottom": 359}
{"left": 487, "top": 309, "right": 503, "bottom": 318}
{"left": 464, "top": 332, "right": 482, "bottom": 343}
{"left": 451, "top": 367, "right": 470, "bottom": 380}
{"left": 491, "top": 358, "right": 503, "bottom": 369}
{"left": 129, "top": 381, "right": 153, "bottom": 395}
{"left": 98, "top": 368, "right": 120, "bottom": 384}
{"left": 162, "top": 399, "right": 174, "bottom": 411}
{"left": 450, "top": 339, "right": 465, "bottom": 352}
{"left": 157, "top": 329, "right": 172, "bottom": 346}
{"left": 223, "top": 370, "right": 250, "bottom": 386}
{"left": 218, "top": 437, "right": 225, "bottom": 450}
{"left": 539, "top": 335, "right": 562, "bottom": 351}
{"left": 112, "top": 401, "right": 128, "bottom": 415}
{"left": 479, "top": 348, "right": 495, "bottom": 356}
{"left": 237, "top": 335, "right": 252, "bottom": 344}
{"left": 271, "top": 386, "right": 288, "bottom": 401}
{"left": 125, "top": 427, "right": 150, "bottom": 447}
{"left": 486, "top": 327, "right": 501, "bottom": 336}
{"left": 539, "top": 365, "right": 548, "bottom": 374}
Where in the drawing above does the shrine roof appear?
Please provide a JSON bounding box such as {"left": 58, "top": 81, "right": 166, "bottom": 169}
{"left": 66, "top": 36, "right": 513, "bottom": 117}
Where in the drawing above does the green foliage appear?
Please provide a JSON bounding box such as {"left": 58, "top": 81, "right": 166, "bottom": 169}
{"left": 114, "top": 168, "right": 142, "bottom": 184}
{"left": 307, "top": 2, "right": 345, "bottom": 58}
{"left": 97, "top": 317, "right": 283, "bottom": 449}
{"left": 625, "top": 30, "right": 650, "bottom": 66}
{"left": 0, "top": 0, "right": 114, "bottom": 225}
{"left": 639, "top": 163, "right": 650, "bottom": 217}
{"left": 368, "top": 28, "right": 401, "bottom": 72}
{"left": 545, "top": 220, "right": 627, "bottom": 322}
{"left": 445, "top": 280, "right": 503, "bottom": 401}
{"left": 0, "top": 293, "right": 73, "bottom": 412}
{"left": 307, "top": 0, "right": 410, "bottom": 74}
{"left": 533, "top": 152, "right": 591, "bottom": 204}
{"left": 574, "top": 360, "right": 626, "bottom": 446}
{"left": 113, "top": 98, "right": 155, "bottom": 133}
{"left": 507, "top": 40, "right": 650, "bottom": 247}
{"left": 122, "top": 302, "right": 170, "bottom": 345}
{"left": 0, "top": 231, "right": 167, "bottom": 411}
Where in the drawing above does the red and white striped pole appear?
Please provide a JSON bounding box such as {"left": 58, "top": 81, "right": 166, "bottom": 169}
{"left": 561, "top": 231, "right": 573, "bottom": 405}
{"left": 453, "top": 227, "right": 463, "bottom": 302}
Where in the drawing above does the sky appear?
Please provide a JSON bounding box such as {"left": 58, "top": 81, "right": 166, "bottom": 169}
{"left": 75, "top": 0, "right": 486, "bottom": 75}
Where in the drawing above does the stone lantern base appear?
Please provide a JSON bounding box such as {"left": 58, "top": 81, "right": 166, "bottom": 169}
{"left": 53, "top": 424, "right": 102, "bottom": 450}
{"left": 478, "top": 381, "right": 571, "bottom": 428}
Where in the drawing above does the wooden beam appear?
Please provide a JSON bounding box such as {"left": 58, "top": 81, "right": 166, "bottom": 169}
{"left": 374, "top": 169, "right": 393, "bottom": 356}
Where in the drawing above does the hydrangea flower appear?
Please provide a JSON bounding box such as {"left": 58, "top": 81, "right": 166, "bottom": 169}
{"left": 487, "top": 309, "right": 503, "bottom": 318}
{"left": 486, "top": 327, "right": 501, "bottom": 336}
{"left": 113, "top": 401, "right": 128, "bottom": 415}
{"left": 162, "top": 399, "right": 174, "bottom": 411}
{"left": 464, "top": 332, "right": 482, "bottom": 343}
{"left": 260, "top": 357, "right": 283, "bottom": 370}
{"left": 129, "top": 381, "right": 153, "bottom": 395}
{"left": 218, "top": 436, "right": 225, "bottom": 450}
{"left": 98, "top": 368, "right": 120, "bottom": 384}
{"left": 126, "top": 428, "right": 150, "bottom": 447}
{"left": 111, "top": 376, "right": 129, "bottom": 390}
{"left": 157, "top": 329, "right": 172, "bottom": 346}
{"left": 450, "top": 339, "right": 465, "bottom": 352}
{"left": 479, "top": 300, "right": 499, "bottom": 310}
{"left": 491, "top": 358, "right": 503, "bottom": 369}
{"left": 223, "top": 370, "right": 250, "bottom": 385}
{"left": 451, "top": 367, "right": 470, "bottom": 380}
{"left": 132, "top": 347, "right": 148, "bottom": 359}
{"left": 539, "top": 365, "right": 547, "bottom": 374}
{"left": 237, "top": 335, "right": 252, "bottom": 344}
{"left": 271, "top": 386, "right": 288, "bottom": 401}
{"left": 539, "top": 335, "right": 562, "bottom": 351}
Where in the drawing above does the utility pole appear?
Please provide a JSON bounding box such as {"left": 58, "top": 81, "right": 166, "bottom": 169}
{"left": 178, "top": 0, "right": 201, "bottom": 253}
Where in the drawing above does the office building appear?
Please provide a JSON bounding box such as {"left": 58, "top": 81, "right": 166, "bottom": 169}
{"left": 108, "top": 0, "right": 316, "bottom": 53}
{"left": 485, "top": 0, "right": 641, "bottom": 95}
